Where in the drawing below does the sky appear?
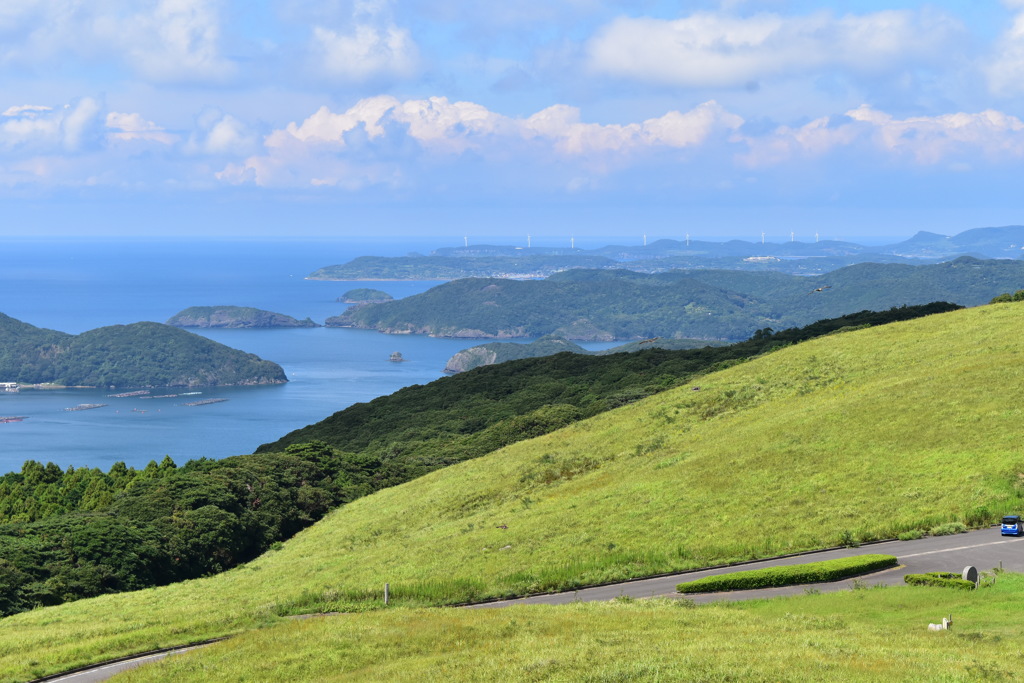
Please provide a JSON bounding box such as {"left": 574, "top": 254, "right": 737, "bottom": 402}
{"left": 2, "top": 0, "right": 1024, "bottom": 245}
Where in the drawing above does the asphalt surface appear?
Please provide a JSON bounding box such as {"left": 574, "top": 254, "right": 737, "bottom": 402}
{"left": 33, "top": 527, "right": 1024, "bottom": 682}
{"left": 37, "top": 645, "right": 210, "bottom": 683}
{"left": 471, "top": 528, "right": 1024, "bottom": 607}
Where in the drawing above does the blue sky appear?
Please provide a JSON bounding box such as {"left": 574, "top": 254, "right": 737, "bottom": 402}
{"left": 2, "top": 0, "right": 1024, "bottom": 244}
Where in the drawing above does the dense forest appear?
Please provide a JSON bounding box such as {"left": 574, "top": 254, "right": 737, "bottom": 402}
{"left": 326, "top": 258, "right": 1022, "bottom": 340}
{"left": 0, "top": 445, "right": 374, "bottom": 616}
{"left": 0, "top": 314, "right": 286, "bottom": 387}
{"left": 0, "top": 303, "right": 960, "bottom": 616}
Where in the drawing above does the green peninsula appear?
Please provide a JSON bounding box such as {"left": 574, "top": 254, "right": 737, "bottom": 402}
{"left": 0, "top": 313, "right": 287, "bottom": 388}
{"left": 167, "top": 306, "right": 319, "bottom": 329}
{"left": 327, "top": 257, "right": 1024, "bottom": 341}
{"left": 309, "top": 253, "right": 616, "bottom": 280}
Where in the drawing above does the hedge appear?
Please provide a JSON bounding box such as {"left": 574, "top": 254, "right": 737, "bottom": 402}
{"left": 675, "top": 554, "right": 899, "bottom": 593}
{"left": 903, "top": 572, "right": 976, "bottom": 590}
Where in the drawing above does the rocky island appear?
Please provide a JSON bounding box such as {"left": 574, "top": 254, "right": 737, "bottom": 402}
{"left": 338, "top": 288, "right": 394, "bottom": 304}
{"left": 167, "top": 306, "right": 319, "bottom": 329}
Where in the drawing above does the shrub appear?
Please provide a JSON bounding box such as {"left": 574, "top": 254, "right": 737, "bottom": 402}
{"left": 898, "top": 530, "right": 924, "bottom": 541}
{"left": 929, "top": 522, "right": 968, "bottom": 536}
{"left": 904, "top": 572, "right": 975, "bottom": 590}
{"left": 675, "top": 554, "right": 898, "bottom": 593}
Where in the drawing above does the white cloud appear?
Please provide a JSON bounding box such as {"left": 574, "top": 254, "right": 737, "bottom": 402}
{"left": 986, "top": 5, "right": 1024, "bottom": 96}
{"left": 847, "top": 106, "right": 1024, "bottom": 164}
{"left": 585, "top": 9, "right": 960, "bottom": 87}
{"left": 2, "top": 105, "right": 52, "bottom": 117}
{"left": 106, "top": 112, "right": 177, "bottom": 145}
{"left": 740, "top": 106, "right": 1024, "bottom": 166}
{"left": 0, "top": 98, "right": 102, "bottom": 152}
{"left": 185, "top": 110, "right": 256, "bottom": 155}
{"left": 0, "top": 0, "right": 234, "bottom": 84}
{"left": 99, "top": 0, "right": 235, "bottom": 83}
{"left": 222, "top": 96, "right": 745, "bottom": 187}
{"left": 311, "top": 0, "right": 419, "bottom": 83}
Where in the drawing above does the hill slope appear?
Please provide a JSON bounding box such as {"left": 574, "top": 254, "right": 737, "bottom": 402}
{"left": 4, "top": 302, "right": 1024, "bottom": 679}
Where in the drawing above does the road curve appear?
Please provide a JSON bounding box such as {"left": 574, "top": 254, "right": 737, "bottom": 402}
{"left": 30, "top": 528, "right": 1024, "bottom": 682}
{"left": 470, "top": 528, "right": 1024, "bottom": 607}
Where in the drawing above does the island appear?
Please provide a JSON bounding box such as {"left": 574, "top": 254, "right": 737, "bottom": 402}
{"left": 338, "top": 288, "right": 394, "bottom": 304}
{"left": 167, "top": 306, "right": 319, "bottom": 329}
{"left": 0, "top": 313, "right": 287, "bottom": 388}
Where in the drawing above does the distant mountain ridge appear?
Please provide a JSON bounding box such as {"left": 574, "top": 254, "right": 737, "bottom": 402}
{"left": 309, "top": 226, "right": 1024, "bottom": 280}
{"left": 0, "top": 313, "right": 287, "bottom": 387}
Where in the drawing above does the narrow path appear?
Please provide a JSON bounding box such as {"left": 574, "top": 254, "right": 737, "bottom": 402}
{"left": 31, "top": 528, "right": 1023, "bottom": 682}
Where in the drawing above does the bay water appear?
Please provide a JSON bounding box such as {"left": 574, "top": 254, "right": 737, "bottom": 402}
{"left": 0, "top": 239, "right": 616, "bottom": 474}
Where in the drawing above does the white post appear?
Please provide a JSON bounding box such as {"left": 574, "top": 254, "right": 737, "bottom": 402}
{"left": 384, "top": 583, "right": 390, "bottom": 605}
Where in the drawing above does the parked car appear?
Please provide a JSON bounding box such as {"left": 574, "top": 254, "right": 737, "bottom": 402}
{"left": 1000, "top": 515, "right": 1023, "bottom": 536}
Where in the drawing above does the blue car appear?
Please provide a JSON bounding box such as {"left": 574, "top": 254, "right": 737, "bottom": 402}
{"left": 1001, "top": 515, "right": 1023, "bottom": 536}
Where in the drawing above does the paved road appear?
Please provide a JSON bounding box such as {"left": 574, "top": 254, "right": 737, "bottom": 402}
{"left": 32, "top": 528, "right": 1024, "bottom": 682}
{"left": 37, "top": 645, "right": 212, "bottom": 683}
{"left": 470, "top": 528, "right": 1024, "bottom": 607}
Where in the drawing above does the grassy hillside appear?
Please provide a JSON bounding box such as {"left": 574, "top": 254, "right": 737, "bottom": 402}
{"left": 4, "top": 302, "right": 1024, "bottom": 680}
{"left": 121, "top": 575, "right": 1024, "bottom": 681}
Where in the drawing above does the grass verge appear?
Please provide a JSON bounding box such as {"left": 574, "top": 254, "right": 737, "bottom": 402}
{"left": 117, "top": 575, "right": 1024, "bottom": 682}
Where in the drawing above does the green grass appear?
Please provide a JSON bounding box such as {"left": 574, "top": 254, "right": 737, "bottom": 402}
{"left": 675, "top": 554, "right": 899, "bottom": 593}
{"left": 3, "top": 303, "right": 1024, "bottom": 680}
{"left": 119, "top": 575, "right": 1024, "bottom": 682}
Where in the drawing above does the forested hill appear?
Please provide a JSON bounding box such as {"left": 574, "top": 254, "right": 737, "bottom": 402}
{"left": 0, "top": 314, "right": 287, "bottom": 387}
{"left": 327, "top": 257, "right": 1024, "bottom": 341}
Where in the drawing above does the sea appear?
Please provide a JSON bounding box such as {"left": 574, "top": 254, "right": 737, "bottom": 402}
{"left": 0, "top": 239, "right": 617, "bottom": 476}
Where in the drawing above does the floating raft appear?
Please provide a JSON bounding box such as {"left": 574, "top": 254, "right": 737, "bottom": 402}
{"left": 1, "top": 416, "right": 27, "bottom": 423}
{"left": 64, "top": 403, "right": 108, "bottom": 412}
{"left": 182, "top": 398, "right": 229, "bottom": 407}
{"left": 107, "top": 390, "right": 151, "bottom": 398}
{"left": 140, "top": 394, "right": 178, "bottom": 399}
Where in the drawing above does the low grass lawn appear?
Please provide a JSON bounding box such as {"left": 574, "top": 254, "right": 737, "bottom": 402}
{"left": 119, "top": 575, "right": 1024, "bottom": 682}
